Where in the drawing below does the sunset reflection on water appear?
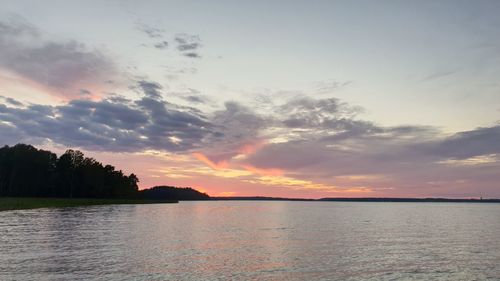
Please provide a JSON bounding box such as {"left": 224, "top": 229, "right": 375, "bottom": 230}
{"left": 1, "top": 201, "right": 500, "bottom": 280}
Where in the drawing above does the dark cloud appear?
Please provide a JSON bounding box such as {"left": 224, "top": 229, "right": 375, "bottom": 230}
{"left": 0, "top": 121, "right": 26, "bottom": 145}
{"left": 137, "top": 24, "right": 203, "bottom": 56}
{"left": 2, "top": 90, "right": 496, "bottom": 166}
{"left": 0, "top": 17, "right": 117, "bottom": 97}
{"left": 175, "top": 33, "right": 202, "bottom": 58}
{"left": 165, "top": 88, "right": 213, "bottom": 106}
{"left": 153, "top": 41, "right": 169, "bottom": 49}
{"left": 137, "top": 80, "right": 163, "bottom": 99}
{"left": 427, "top": 125, "right": 500, "bottom": 159}
{"left": 183, "top": 52, "right": 201, "bottom": 58}
{"left": 213, "top": 102, "right": 268, "bottom": 138}
{"left": 197, "top": 102, "right": 270, "bottom": 162}
{"left": 79, "top": 89, "right": 92, "bottom": 96}
{"left": 243, "top": 98, "right": 437, "bottom": 172}
{"left": 277, "top": 97, "right": 371, "bottom": 142}
{"left": 175, "top": 34, "right": 201, "bottom": 51}
{"left": 184, "top": 95, "right": 207, "bottom": 104}
{"left": 1, "top": 96, "right": 23, "bottom": 107}
{"left": 0, "top": 82, "right": 215, "bottom": 152}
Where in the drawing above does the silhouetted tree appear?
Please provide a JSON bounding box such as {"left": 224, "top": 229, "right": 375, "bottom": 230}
{"left": 0, "top": 144, "right": 139, "bottom": 199}
{"left": 0, "top": 144, "right": 208, "bottom": 200}
{"left": 0, "top": 144, "right": 56, "bottom": 197}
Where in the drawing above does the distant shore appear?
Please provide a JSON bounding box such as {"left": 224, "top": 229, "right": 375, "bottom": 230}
{"left": 3, "top": 196, "right": 499, "bottom": 212}
{"left": 212, "top": 196, "right": 500, "bottom": 203}
{"left": 0, "top": 197, "right": 178, "bottom": 212}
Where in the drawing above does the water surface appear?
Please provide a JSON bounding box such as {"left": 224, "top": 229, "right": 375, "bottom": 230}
{"left": 1, "top": 201, "right": 500, "bottom": 280}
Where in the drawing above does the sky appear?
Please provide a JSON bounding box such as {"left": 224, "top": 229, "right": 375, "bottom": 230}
{"left": 0, "top": 0, "right": 499, "bottom": 198}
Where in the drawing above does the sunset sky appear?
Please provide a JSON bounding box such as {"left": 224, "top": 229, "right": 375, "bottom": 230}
{"left": 0, "top": 0, "right": 499, "bottom": 198}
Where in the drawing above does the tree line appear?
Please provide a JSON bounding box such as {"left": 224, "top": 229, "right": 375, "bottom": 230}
{"left": 139, "top": 186, "right": 210, "bottom": 200}
{"left": 0, "top": 143, "right": 211, "bottom": 200}
{"left": 0, "top": 144, "right": 138, "bottom": 198}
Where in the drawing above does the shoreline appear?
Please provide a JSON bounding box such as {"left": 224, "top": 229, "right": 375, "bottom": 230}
{"left": 0, "top": 197, "right": 178, "bottom": 212}
{"left": 3, "top": 196, "right": 499, "bottom": 212}
{"left": 211, "top": 197, "right": 500, "bottom": 203}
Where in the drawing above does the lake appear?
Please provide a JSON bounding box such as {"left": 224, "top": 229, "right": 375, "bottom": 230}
{"left": 1, "top": 201, "right": 500, "bottom": 280}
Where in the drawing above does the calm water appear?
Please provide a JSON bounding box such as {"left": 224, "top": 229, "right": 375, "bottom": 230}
{"left": 1, "top": 201, "right": 500, "bottom": 281}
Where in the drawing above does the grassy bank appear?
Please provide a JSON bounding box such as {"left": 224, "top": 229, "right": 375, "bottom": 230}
{"left": 0, "top": 197, "right": 178, "bottom": 211}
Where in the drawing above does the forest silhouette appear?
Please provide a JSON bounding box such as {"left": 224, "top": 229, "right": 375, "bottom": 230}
{"left": 0, "top": 144, "right": 209, "bottom": 200}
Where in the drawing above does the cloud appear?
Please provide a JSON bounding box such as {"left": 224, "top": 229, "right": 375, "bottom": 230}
{"left": 0, "top": 81, "right": 215, "bottom": 152}
{"left": 247, "top": 121, "right": 500, "bottom": 194}
{"left": 217, "top": 96, "right": 500, "bottom": 196}
{"left": 137, "top": 80, "right": 163, "bottom": 99}
{"left": 180, "top": 96, "right": 500, "bottom": 190}
{"left": 0, "top": 121, "right": 25, "bottom": 145}
{"left": 137, "top": 23, "right": 165, "bottom": 38}
{"left": 175, "top": 34, "right": 201, "bottom": 51}
{"left": 185, "top": 96, "right": 204, "bottom": 103}
{"left": 279, "top": 97, "right": 365, "bottom": 133}
{"left": 183, "top": 52, "right": 201, "bottom": 58}
{"left": 175, "top": 33, "right": 202, "bottom": 58}
{"left": 136, "top": 23, "right": 172, "bottom": 51}
{"left": 0, "top": 17, "right": 118, "bottom": 99}
{"left": 203, "top": 102, "right": 269, "bottom": 154}
{"left": 1, "top": 86, "right": 499, "bottom": 196}
{"left": 1, "top": 96, "right": 23, "bottom": 107}
{"left": 427, "top": 125, "right": 500, "bottom": 159}
{"left": 136, "top": 24, "right": 204, "bottom": 57}
{"left": 313, "top": 79, "right": 352, "bottom": 94}
{"left": 79, "top": 89, "right": 92, "bottom": 96}
{"left": 153, "top": 41, "right": 169, "bottom": 49}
